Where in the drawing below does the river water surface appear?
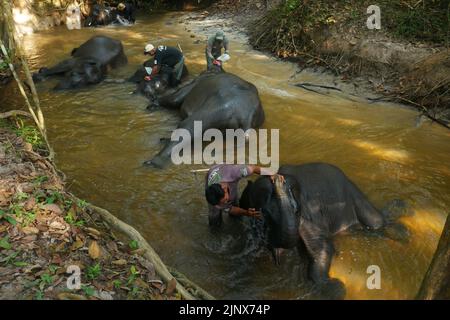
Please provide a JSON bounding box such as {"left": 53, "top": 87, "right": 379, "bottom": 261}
{"left": 1, "top": 12, "right": 449, "bottom": 299}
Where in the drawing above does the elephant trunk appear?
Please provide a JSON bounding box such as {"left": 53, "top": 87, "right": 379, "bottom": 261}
{"left": 272, "top": 177, "right": 298, "bottom": 248}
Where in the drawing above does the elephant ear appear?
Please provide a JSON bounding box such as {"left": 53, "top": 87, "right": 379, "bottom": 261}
{"left": 71, "top": 47, "right": 79, "bottom": 56}
{"left": 239, "top": 181, "right": 254, "bottom": 210}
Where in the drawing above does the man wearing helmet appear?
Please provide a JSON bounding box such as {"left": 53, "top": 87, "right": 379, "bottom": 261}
{"left": 205, "top": 30, "right": 229, "bottom": 70}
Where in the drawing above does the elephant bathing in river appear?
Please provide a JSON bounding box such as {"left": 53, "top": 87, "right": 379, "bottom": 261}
{"left": 142, "top": 69, "right": 265, "bottom": 168}
{"left": 129, "top": 57, "right": 189, "bottom": 97}
{"left": 239, "top": 163, "right": 410, "bottom": 293}
{"left": 32, "top": 36, "right": 127, "bottom": 90}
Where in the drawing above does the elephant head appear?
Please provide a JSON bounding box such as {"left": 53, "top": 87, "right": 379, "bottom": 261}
{"left": 54, "top": 59, "right": 105, "bottom": 90}
{"left": 240, "top": 175, "right": 300, "bottom": 263}
{"left": 138, "top": 74, "right": 170, "bottom": 104}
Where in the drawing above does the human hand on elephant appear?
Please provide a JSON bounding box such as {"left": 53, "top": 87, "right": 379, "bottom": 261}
{"left": 270, "top": 174, "right": 285, "bottom": 184}
{"left": 246, "top": 208, "right": 262, "bottom": 218}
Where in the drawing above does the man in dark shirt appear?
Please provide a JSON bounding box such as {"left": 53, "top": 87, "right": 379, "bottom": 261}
{"left": 116, "top": 2, "right": 135, "bottom": 24}
{"left": 205, "top": 164, "right": 284, "bottom": 227}
{"left": 143, "top": 44, "right": 184, "bottom": 86}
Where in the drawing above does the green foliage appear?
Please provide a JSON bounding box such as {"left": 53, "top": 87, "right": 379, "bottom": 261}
{"left": 45, "top": 191, "right": 63, "bottom": 204}
{"left": 0, "top": 236, "right": 12, "bottom": 250}
{"left": 86, "top": 263, "right": 102, "bottom": 280}
{"left": 0, "top": 209, "right": 17, "bottom": 225}
{"left": 1, "top": 250, "right": 20, "bottom": 265}
{"left": 285, "top": 0, "right": 300, "bottom": 12}
{"left": 48, "top": 264, "right": 59, "bottom": 274}
{"left": 9, "top": 203, "right": 35, "bottom": 226}
{"left": 15, "top": 192, "right": 29, "bottom": 201}
{"left": 382, "top": 1, "right": 449, "bottom": 43}
{"left": 0, "top": 60, "right": 8, "bottom": 71}
{"left": 33, "top": 175, "right": 49, "bottom": 185}
{"left": 81, "top": 284, "right": 95, "bottom": 296}
{"left": 129, "top": 240, "right": 139, "bottom": 250}
{"left": 40, "top": 273, "right": 53, "bottom": 285}
{"left": 34, "top": 290, "right": 44, "bottom": 300}
{"left": 76, "top": 199, "right": 88, "bottom": 209}
{"left": 14, "top": 124, "right": 44, "bottom": 149}
{"left": 127, "top": 265, "right": 139, "bottom": 285}
{"left": 252, "top": 0, "right": 449, "bottom": 55}
{"left": 113, "top": 279, "right": 122, "bottom": 289}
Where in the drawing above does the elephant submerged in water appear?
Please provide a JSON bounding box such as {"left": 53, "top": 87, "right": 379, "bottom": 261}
{"left": 239, "top": 163, "right": 410, "bottom": 293}
{"left": 142, "top": 69, "right": 265, "bottom": 168}
{"left": 84, "top": 3, "right": 135, "bottom": 27}
{"left": 32, "top": 36, "right": 127, "bottom": 90}
{"left": 128, "top": 57, "right": 189, "bottom": 98}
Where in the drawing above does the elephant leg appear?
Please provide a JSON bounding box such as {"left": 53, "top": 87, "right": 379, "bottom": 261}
{"left": 33, "top": 59, "right": 75, "bottom": 81}
{"left": 352, "top": 189, "right": 384, "bottom": 230}
{"left": 110, "top": 52, "right": 128, "bottom": 69}
{"left": 299, "top": 219, "right": 334, "bottom": 283}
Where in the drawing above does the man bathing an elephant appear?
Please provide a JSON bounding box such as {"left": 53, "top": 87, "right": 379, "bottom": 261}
{"left": 238, "top": 162, "right": 411, "bottom": 293}
{"left": 205, "top": 30, "right": 229, "bottom": 70}
{"left": 143, "top": 44, "right": 185, "bottom": 87}
{"left": 116, "top": 2, "right": 136, "bottom": 24}
{"left": 205, "top": 164, "right": 284, "bottom": 227}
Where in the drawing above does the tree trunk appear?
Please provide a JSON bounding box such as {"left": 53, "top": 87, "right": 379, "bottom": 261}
{"left": 416, "top": 215, "right": 450, "bottom": 299}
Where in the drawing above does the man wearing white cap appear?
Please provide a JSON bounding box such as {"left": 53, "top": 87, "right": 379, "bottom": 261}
{"left": 205, "top": 30, "right": 229, "bottom": 70}
{"left": 143, "top": 44, "right": 184, "bottom": 86}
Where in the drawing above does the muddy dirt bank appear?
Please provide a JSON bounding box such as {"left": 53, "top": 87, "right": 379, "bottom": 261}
{"left": 196, "top": 0, "right": 450, "bottom": 126}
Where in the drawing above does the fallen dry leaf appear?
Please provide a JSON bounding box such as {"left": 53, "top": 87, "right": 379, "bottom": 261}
{"left": 57, "top": 292, "right": 87, "bottom": 300}
{"left": 86, "top": 227, "right": 101, "bottom": 239}
{"left": 165, "top": 278, "right": 177, "bottom": 296}
{"left": 70, "top": 238, "right": 84, "bottom": 251}
{"left": 131, "top": 248, "right": 145, "bottom": 256}
{"left": 23, "top": 197, "right": 36, "bottom": 211}
{"left": 43, "top": 204, "right": 63, "bottom": 215}
{"left": 21, "top": 226, "right": 39, "bottom": 235}
{"left": 111, "top": 259, "right": 127, "bottom": 266}
{"left": 88, "top": 240, "right": 101, "bottom": 259}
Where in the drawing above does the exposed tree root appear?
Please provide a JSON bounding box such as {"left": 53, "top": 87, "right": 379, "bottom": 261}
{"left": 0, "top": 110, "right": 32, "bottom": 119}
{"left": 78, "top": 201, "right": 215, "bottom": 300}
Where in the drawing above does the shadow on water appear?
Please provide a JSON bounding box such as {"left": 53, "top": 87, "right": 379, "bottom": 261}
{"left": 0, "top": 12, "right": 449, "bottom": 299}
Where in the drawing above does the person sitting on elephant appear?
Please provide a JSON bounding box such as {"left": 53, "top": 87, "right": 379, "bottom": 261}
{"left": 144, "top": 44, "right": 185, "bottom": 87}
{"left": 205, "top": 164, "right": 284, "bottom": 227}
{"left": 116, "top": 2, "right": 135, "bottom": 24}
{"left": 205, "top": 30, "right": 229, "bottom": 70}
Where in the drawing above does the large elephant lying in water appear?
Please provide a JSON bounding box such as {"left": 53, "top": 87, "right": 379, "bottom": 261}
{"left": 239, "top": 163, "right": 410, "bottom": 291}
{"left": 143, "top": 70, "right": 265, "bottom": 168}
{"left": 32, "top": 36, "right": 127, "bottom": 90}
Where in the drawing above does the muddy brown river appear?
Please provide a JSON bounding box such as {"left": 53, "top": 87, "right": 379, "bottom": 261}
{"left": 1, "top": 12, "right": 449, "bottom": 299}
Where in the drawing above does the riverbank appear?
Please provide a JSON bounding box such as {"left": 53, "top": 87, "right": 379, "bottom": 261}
{"left": 0, "top": 116, "right": 190, "bottom": 300}
{"left": 188, "top": 0, "right": 450, "bottom": 126}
